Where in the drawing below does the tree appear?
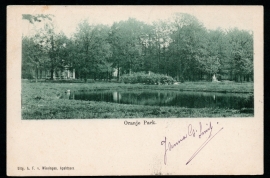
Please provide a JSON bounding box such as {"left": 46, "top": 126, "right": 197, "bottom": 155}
{"left": 22, "top": 14, "right": 55, "bottom": 80}
{"left": 22, "top": 36, "right": 49, "bottom": 82}
{"left": 74, "top": 20, "right": 112, "bottom": 82}
{"left": 150, "top": 20, "right": 173, "bottom": 74}
{"left": 34, "top": 23, "right": 68, "bottom": 79}
{"left": 168, "top": 13, "right": 208, "bottom": 81}
{"left": 226, "top": 28, "right": 253, "bottom": 81}
{"left": 22, "top": 13, "right": 253, "bottom": 83}
{"left": 23, "top": 14, "right": 68, "bottom": 80}
{"left": 22, "top": 14, "right": 53, "bottom": 24}
{"left": 109, "top": 18, "right": 146, "bottom": 80}
{"left": 194, "top": 29, "right": 226, "bottom": 80}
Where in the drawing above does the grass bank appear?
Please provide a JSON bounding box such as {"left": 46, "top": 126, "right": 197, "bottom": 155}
{"left": 22, "top": 81, "right": 254, "bottom": 119}
{"left": 26, "top": 79, "right": 254, "bottom": 93}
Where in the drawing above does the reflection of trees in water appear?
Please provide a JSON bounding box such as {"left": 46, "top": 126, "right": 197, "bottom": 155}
{"left": 73, "top": 91, "right": 114, "bottom": 102}
{"left": 118, "top": 92, "right": 176, "bottom": 106}
{"left": 69, "top": 90, "right": 254, "bottom": 109}
{"left": 119, "top": 91, "right": 253, "bottom": 109}
{"left": 113, "top": 91, "right": 121, "bottom": 102}
{"left": 170, "top": 92, "right": 253, "bottom": 109}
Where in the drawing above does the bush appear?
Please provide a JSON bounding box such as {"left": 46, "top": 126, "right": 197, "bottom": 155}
{"left": 120, "top": 72, "right": 175, "bottom": 85}
{"left": 22, "top": 72, "right": 34, "bottom": 79}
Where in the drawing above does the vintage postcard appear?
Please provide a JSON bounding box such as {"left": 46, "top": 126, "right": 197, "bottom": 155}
{"left": 7, "top": 6, "right": 263, "bottom": 175}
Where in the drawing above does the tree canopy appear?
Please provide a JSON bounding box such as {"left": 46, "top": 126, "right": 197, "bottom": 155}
{"left": 22, "top": 13, "right": 253, "bottom": 82}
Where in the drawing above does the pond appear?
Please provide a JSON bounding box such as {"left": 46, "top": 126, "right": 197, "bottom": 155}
{"left": 61, "top": 90, "right": 254, "bottom": 110}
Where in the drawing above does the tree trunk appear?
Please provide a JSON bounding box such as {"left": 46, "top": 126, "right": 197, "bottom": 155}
{"left": 158, "top": 44, "right": 160, "bottom": 73}
{"left": 129, "top": 58, "right": 132, "bottom": 75}
{"left": 117, "top": 62, "right": 120, "bottom": 81}
{"left": 84, "top": 73, "right": 87, "bottom": 83}
{"left": 50, "top": 69, "right": 54, "bottom": 80}
{"left": 107, "top": 69, "right": 109, "bottom": 82}
{"left": 35, "top": 65, "right": 38, "bottom": 83}
{"left": 39, "top": 69, "right": 41, "bottom": 79}
{"left": 50, "top": 35, "right": 55, "bottom": 80}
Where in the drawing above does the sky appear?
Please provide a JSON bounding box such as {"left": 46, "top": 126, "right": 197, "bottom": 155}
{"left": 22, "top": 6, "right": 257, "bottom": 37}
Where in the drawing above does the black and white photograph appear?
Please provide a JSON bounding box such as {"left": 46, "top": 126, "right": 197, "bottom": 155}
{"left": 21, "top": 6, "right": 254, "bottom": 119}
{"left": 7, "top": 6, "right": 263, "bottom": 176}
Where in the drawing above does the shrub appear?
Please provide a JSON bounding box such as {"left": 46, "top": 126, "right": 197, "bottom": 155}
{"left": 120, "top": 72, "right": 175, "bottom": 85}
{"left": 22, "top": 72, "right": 34, "bottom": 79}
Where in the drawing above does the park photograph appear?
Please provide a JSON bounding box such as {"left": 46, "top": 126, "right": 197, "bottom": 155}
{"left": 21, "top": 6, "right": 254, "bottom": 119}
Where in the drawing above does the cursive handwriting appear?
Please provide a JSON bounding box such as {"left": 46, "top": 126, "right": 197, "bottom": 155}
{"left": 161, "top": 134, "right": 188, "bottom": 165}
{"left": 161, "top": 122, "right": 223, "bottom": 165}
{"left": 199, "top": 121, "right": 213, "bottom": 139}
{"left": 161, "top": 123, "right": 196, "bottom": 165}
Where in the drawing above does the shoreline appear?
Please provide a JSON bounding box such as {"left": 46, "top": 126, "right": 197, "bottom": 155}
{"left": 22, "top": 79, "right": 254, "bottom": 94}
{"left": 21, "top": 81, "right": 254, "bottom": 119}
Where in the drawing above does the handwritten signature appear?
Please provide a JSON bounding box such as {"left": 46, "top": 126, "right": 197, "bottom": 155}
{"left": 161, "top": 122, "right": 223, "bottom": 165}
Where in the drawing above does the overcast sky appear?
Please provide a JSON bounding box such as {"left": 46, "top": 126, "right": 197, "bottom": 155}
{"left": 22, "top": 6, "right": 256, "bottom": 37}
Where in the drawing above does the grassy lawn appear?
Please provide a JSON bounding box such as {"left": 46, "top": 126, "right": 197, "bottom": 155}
{"left": 21, "top": 80, "right": 254, "bottom": 119}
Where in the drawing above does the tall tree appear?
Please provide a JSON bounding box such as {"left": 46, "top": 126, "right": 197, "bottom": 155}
{"left": 226, "top": 28, "right": 253, "bottom": 81}
{"left": 74, "top": 20, "right": 112, "bottom": 82}
{"left": 22, "top": 36, "right": 49, "bottom": 82}
{"left": 109, "top": 18, "right": 147, "bottom": 80}
{"left": 34, "top": 23, "right": 68, "bottom": 79}
{"left": 169, "top": 13, "right": 208, "bottom": 81}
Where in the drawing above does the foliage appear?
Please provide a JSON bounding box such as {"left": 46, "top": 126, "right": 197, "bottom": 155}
{"left": 22, "top": 15, "right": 69, "bottom": 80}
{"left": 120, "top": 72, "right": 175, "bottom": 85}
{"left": 22, "top": 36, "right": 50, "bottom": 81}
{"left": 22, "top": 13, "right": 254, "bottom": 83}
{"left": 22, "top": 71, "right": 34, "bottom": 79}
{"left": 74, "top": 20, "right": 112, "bottom": 81}
{"left": 22, "top": 14, "right": 54, "bottom": 24}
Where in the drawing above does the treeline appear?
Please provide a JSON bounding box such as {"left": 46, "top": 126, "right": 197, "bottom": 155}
{"left": 22, "top": 13, "right": 253, "bottom": 82}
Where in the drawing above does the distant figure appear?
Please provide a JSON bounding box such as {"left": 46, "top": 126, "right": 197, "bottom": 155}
{"left": 212, "top": 74, "right": 219, "bottom": 82}
{"left": 65, "top": 90, "right": 71, "bottom": 99}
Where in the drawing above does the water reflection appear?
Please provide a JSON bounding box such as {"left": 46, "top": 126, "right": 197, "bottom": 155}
{"left": 113, "top": 91, "right": 121, "bottom": 102}
{"left": 62, "top": 90, "right": 253, "bottom": 109}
